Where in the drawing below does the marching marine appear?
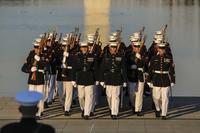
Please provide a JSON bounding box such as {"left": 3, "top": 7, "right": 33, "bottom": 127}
{"left": 55, "top": 34, "right": 75, "bottom": 115}
{"left": 99, "top": 41, "right": 127, "bottom": 120}
{"left": 87, "top": 33, "right": 102, "bottom": 116}
{"left": 146, "top": 42, "right": 175, "bottom": 120}
{"left": 125, "top": 32, "right": 147, "bottom": 116}
{"left": 72, "top": 41, "right": 99, "bottom": 120}
{"left": 21, "top": 38, "right": 46, "bottom": 119}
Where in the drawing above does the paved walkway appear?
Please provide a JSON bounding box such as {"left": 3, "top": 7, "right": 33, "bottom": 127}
{"left": 0, "top": 96, "right": 199, "bottom": 133}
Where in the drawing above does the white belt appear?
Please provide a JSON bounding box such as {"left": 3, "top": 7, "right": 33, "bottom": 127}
{"left": 67, "top": 66, "right": 72, "bottom": 69}
{"left": 138, "top": 68, "right": 144, "bottom": 72}
{"left": 38, "top": 69, "right": 44, "bottom": 73}
{"left": 154, "top": 70, "right": 169, "bottom": 74}
{"left": 131, "top": 65, "right": 137, "bottom": 69}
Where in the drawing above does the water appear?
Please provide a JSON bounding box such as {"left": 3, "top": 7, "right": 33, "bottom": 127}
{"left": 0, "top": 0, "right": 199, "bottom": 96}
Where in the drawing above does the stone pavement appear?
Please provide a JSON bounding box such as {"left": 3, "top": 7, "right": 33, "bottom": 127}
{"left": 0, "top": 96, "right": 199, "bottom": 133}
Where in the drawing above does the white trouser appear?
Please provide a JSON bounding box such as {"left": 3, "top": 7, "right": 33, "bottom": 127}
{"left": 28, "top": 84, "right": 44, "bottom": 117}
{"left": 128, "top": 81, "right": 144, "bottom": 112}
{"left": 63, "top": 81, "right": 73, "bottom": 111}
{"left": 47, "top": 75, "right": 56, "bottom": 103}
{"left": 77, "top": 85, "right": 94, "bottom": 116}
{"left": 57, "top": 81, "right": 65, "bottom": 106}
{"left": 152, "top": 86, "right": 170, "bottom": 116}
{"left": 106, "top": 85, "right": 121, "bottom": 115}
{"left": 91, "top": 85, "right": 99, "bottom": 112}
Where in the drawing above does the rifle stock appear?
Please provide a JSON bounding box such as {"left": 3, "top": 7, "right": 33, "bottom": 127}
{"left": 31, "top": 33, "right": 47, "bottom": 80}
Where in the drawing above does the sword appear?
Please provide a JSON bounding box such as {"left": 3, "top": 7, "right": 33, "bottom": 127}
{"left": 120, "top": 86, "right": 124, "bottom": 108}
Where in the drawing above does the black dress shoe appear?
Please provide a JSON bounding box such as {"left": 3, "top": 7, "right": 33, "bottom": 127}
{"left": 110, "top": 115, "right": 113, "bottom": 118}
{"left": 35, "top": 116, "right": 40, "bottom": 120}
{"left": 90, "top": 112, "right": 94, "bottom": 117}
{"left": 162, "top": 116, "right": 167, "bottom": 120}
{"left": 44, "top": 102, "right": 49, "bottom": 108}
{"left": 81, "top": 110, "right": 84, "bottom": 118}
{"left": 129, "top": 101, "right": 132, "bottom": 107}
{"left": 48, "top": 101, "right": 52, "bottom": 105}
{"left": 112, "top": 115, "right": 118, "bottom": 120}
{"left": 84, "top": 115, "right": 89, "bottom": 120}
{"left": 64, "top": 111, "right": 71, "bottom": 116}
{"left": 132, "top": 107, "right": 136, "bottom": 114}
{"left": 136, "top": 112, "right": 144, "bottom": 116}
{"left": 109, "top": 109, "right": 111, "bottom": 115}
{"left": 155, "top": 111, "right": 161, "bottom": 118}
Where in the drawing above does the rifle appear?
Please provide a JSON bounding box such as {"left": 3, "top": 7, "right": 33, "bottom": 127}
{"left": 138, "top": 26, "right": 146, "bottom": 52}
{"left": 60, "top": 32, "right": 73, "bottom": 77}
{"left": 116, "top": 26, "right": 123, "bottom": 53}
{"left": 70, "top": 27, "right": 79, "bottom": 49}
{"left": 91, "top": 28, "right": 100, "bottom": 53}
{"left": 76, "top": 33, "right": 81, "bottom": 44}
{"left": 31, "top": 33, "right": 48, "bottom": 80}
{"left": 139, "top": 26, "right": 145, "bottom": 39}
{"left": 162, "top": 24, "right": 168, "bottom": 42}
{"left": 139, "top": 34, "right": 147, "bottom": 53}
{"left": 58, "top": 33, "right": 62, "bottom": 43}
{"left": 135, "top": 27, "right": 147, "bottom": 63}
{"left": 162, "top": 24, "right": 168, "bottom": 34}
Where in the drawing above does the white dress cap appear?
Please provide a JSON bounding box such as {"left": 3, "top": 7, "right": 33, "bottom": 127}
{"left": 33, "top": 42, "right": 40, "bottom": 47}
{"left": 63, "top": 36, "right": 69, "bottom": 41}
{"left": 80, "top": 41, "right": 88, "bottom": 47}
{"left": 35, "top": 38, "right": 41, "bottom": 43}
{"left": 109, "top": 35, "right": 117, "bottom": 41}
{"left": 133, "top": 32, "right": 141, "bottom": 39}
{"left": 112, "top": 32, "right": 118, "bottom": 37}
{"left": 130, "top": 36, "right": 139, "bottom": 42}
{"left": 154, "top": 39, "right": 162, "bottom": 44}
{"left": 109, "top": 41, "right": 118, "bottom": 47}
{"left": 157, "top": 42, "right": 166, "bottom": 47}
{"left": 155, "top": 30, "right": 163, "bottom": 35}
{"left": 62, "top": 41, "right": 67, "bottom": 46}
{"left": 133, "top": 41, "right": 141, "bottom": 46}
{"left": 87, "top": 34, "right": 95, "bottom": 41}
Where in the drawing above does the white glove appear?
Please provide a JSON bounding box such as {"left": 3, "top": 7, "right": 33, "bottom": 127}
{"left": 71, "top": 81, "right": 77, "bottom": 88}
{"left": 43, "top": 47, "right": 47, "bottom": 51}
{"left": 31, "top": 66, "right": 37, "bottom": 72}
{"left": 171, "top": 83, "right": 175, "bottom": 87}
{"left": 135, "top": 53, "right": 141, "bottom": 59}
{"left": 61, "top": 64, "right": 67, "bottom": 68}
{"left": 100, "top": 82, "right": 105, "bottom": 88}
{"left": 63, "top": 51, "right": 69, "bottom": 57}
{"left": 34, "top": 55, "right": 40, "bottom": 61}
{"left": 95, "top": 81, "right": 99, "bottom": 85}
{"left": 123, "top": 82, "right": 127, "bottom": 87}
{"left": 147, "top": 82, "right": 153, "bottom": 88}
